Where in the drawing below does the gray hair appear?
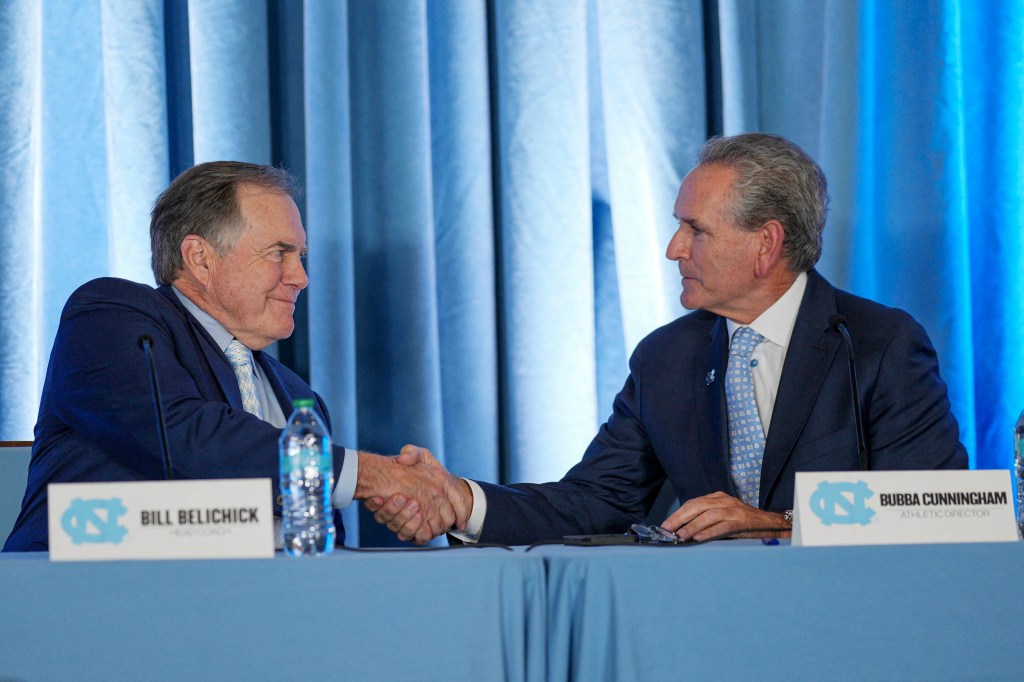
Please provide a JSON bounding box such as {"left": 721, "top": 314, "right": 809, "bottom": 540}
{"left": 150, "top": 161, "right": 300, "bottom": 285}
{"left": 697, "top": 133, "right": 828, "bottom": 272}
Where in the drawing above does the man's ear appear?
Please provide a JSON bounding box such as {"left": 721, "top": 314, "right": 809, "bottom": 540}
{"left": 754, "top": 220, "right": 786, "bottom": 278}
{"left": 180, "top": 235, "right": 214, "bottom": 286}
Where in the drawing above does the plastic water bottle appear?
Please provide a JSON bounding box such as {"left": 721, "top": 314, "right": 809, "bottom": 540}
{"left": 279, "top": 398, "right": 335, "bottom": 556}
{"left": 1015, "top": 409, "right": 1024, "bottom": 539}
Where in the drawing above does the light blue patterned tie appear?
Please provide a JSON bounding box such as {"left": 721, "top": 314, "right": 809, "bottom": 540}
{"left": 225, "top": 339, "right": 263, "bottom": 420}
{"left": 726, "top": 326, "right": 765, "bottom": 507}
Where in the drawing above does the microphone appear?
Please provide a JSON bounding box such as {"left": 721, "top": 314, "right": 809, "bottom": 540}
{"left": 138, "top": 335, "right": 175, "bottom": 480}
{"left": 828, "top": 315, "right": 869, "bottom": 471}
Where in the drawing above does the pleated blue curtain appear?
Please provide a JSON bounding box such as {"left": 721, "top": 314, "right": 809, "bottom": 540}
{"left": 189, "top": 0, "right": 272, "bottom": 165}
{"left": 303, "top": 0, "right": 360, "bottom": 539}
{"left": 0, "top": 1, "right": 166, "bottom": 438}
{"left": 0, "top": 2, "right": 41, "bottom": 438}
{"left": 958, "top": 1, "right": 1024, "bottom": 468}
{"left": 1, "top": 1, "right": 1022, "bottom": 546}
{"left": 491, "top": 1, "right": 599, "bottom": 487}
{"left": 721, "top": 0, "right": 1024, "bottom": 468}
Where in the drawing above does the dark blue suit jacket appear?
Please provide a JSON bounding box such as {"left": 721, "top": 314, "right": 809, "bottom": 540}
{"left": 4, "top": 277, "right": 346, "bottom": 551}
{"left": 476, "top": 271, "right": 968, "bottom": 544}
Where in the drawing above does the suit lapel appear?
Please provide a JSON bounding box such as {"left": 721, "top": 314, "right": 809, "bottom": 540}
{"left": 200, "top": 333, "right": 246, "bottom": 411}
{"left": 759, "top": 271, "right": 841, "bottom": 503}
{"left": 695, "top": 317, "right": 736, "bottom": 496}
{"left": 254, "top": 352, "right": 294, "bottom": 415}
{"left": 157, "top": 285, "right": 246, "bottom": 411}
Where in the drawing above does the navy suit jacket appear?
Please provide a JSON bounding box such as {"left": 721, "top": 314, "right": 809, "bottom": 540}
{"left": 476, "top": 271, "right": 968, "bottom": 544}
{"left": 4, "top": 277, "right": 346, "bottom": 551}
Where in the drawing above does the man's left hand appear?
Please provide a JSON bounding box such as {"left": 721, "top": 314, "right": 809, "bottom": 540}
{"left": 660, "top": 491, "right": 791, "bottom": 541}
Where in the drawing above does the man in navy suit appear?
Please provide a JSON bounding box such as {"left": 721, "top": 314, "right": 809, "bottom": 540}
{"left": 370, "top": 133, "right": 968, "bottom": 545}
{"left": 4, "top": 161, "right": 467, "bottom": 551}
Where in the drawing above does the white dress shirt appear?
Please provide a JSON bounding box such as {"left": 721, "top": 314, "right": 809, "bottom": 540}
{"left": 725, "top": 272, "right": 807, "bottom": 435}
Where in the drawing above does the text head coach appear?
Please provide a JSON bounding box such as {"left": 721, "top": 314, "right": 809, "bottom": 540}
{"left": 368, "top": 132, "right": 968, "bottom": 545}
{"left": 4, "top": 161, "right": 468, "bottom": 552}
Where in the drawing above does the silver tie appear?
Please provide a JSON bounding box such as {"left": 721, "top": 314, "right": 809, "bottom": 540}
{"left": 726, "top": 326, "right": 766, "bottom": 507}
{"left": 224, "top": 339, "right": 264, "bottom": 420}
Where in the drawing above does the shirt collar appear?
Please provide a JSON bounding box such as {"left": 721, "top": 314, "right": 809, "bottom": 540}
{"left": 172, "top": 286, "right": 235, "bottom": 354}
{"left": 726, "top": 271, "right": 808, "bottom": 349}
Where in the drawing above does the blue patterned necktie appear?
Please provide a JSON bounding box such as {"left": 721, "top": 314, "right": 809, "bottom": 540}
{"left": 225, "top": 339, "right": 264, "bottom": 420}
{"left": 726, "top": 326, "right": 765, "bottom": 507}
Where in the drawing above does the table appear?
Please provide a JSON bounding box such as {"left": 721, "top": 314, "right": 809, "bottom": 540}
{"left": 3, "top": 541, "right": 1022, "bottom": 681}
{"left": 0, "top": 548, "right": 547, "bottom": 681}
{"left": 537, "top": 541, "right": 1024, "bottom": 680}
{"left": 0, "top": 444, "right": 30, "bottom": 540}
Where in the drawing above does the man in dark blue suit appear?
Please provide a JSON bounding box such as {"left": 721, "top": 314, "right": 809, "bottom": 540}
{"left": 4, "top": 161, "right": 467, "bottom": 551}
{"left": 370, "top": 133, "right": 967, "bottom": 545}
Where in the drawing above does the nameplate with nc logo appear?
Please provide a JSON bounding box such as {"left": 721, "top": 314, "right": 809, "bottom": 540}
{"left": 792, "top": 470, "right": 1017, "bottom": 546}
{"left": 47, "top": 479, "right": 274, "bottom": 561}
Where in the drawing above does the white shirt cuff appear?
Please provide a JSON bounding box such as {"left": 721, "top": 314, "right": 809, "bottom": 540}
{"left": 330, "top": 447, "right": 359, "bottom": 509}
{"left": 448, "top": 478, "right": 487, "bottom": 543}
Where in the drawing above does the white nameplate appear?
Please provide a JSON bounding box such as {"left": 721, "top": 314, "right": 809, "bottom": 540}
{"left": 48, "top": 479, "right": 274, "bottom": 561}
{"left": 792, "top": 470, "right": 1017, "bottom": 547}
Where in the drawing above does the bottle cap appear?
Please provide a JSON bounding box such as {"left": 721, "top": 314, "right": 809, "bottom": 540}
{"left": 292, "top": 398, "right": 315, "bottom": 409}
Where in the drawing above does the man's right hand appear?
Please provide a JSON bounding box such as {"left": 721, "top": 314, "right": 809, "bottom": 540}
{"left": 356, "top": 445, "right": 472, "bottom": 545}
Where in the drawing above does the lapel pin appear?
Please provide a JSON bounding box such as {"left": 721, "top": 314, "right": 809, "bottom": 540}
{"left": 705, "top": 369, "right": 716, "bottom": 386}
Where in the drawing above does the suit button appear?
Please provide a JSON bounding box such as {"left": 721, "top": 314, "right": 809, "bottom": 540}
{"left": 275, "top": 495, "right": 283, "bottom": 506}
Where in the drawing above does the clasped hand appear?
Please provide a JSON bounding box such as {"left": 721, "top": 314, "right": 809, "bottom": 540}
{"left": 356, "top": 445, "right": 471, "bottom": 545}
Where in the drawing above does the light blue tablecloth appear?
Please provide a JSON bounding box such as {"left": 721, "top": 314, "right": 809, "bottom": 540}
{"left": 537, "top": 540, "right": 1024, "bottom": 681}
{"left": 0, "top": 548, "right": 547, "bottom": 681}
{"left": 4, "top": 541, "right": 1022, "bottom": 680}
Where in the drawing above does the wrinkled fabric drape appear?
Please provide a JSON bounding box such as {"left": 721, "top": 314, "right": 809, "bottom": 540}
{"left": 720, "top": 0, "right": 1024, "bottom": 467}
{"left": 0, "top": 0, "right": 1021, "bottom": 546}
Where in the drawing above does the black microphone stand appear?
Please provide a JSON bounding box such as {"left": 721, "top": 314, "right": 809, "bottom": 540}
{"left": 829, "top": 315, "right": 869, "bottom": 471}
{"left": 139, "top": 335, "right": 175, "bottom": 480}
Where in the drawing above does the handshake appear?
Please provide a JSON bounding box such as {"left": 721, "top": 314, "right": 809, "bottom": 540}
{"left": 355, "top": 446, "right": 472, "bottom": 545}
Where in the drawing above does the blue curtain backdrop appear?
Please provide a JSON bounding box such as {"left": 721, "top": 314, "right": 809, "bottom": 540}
{"left": 0, "top": 0, "right": 1020, "bottom": 546}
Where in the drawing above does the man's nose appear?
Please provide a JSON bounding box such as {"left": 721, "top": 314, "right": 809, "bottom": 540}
{"left": 666, "top": 228, "right": 690, "bottom": 261}
{"left": 286, "top": 256, "right": 309, "bottom": 290}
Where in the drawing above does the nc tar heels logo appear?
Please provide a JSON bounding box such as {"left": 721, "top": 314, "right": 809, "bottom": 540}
{"left": 809, "top": 481, "right": 876, "bottom": 526}
{"left": 61, "top": 497, "right": 128, "bottom": 544}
